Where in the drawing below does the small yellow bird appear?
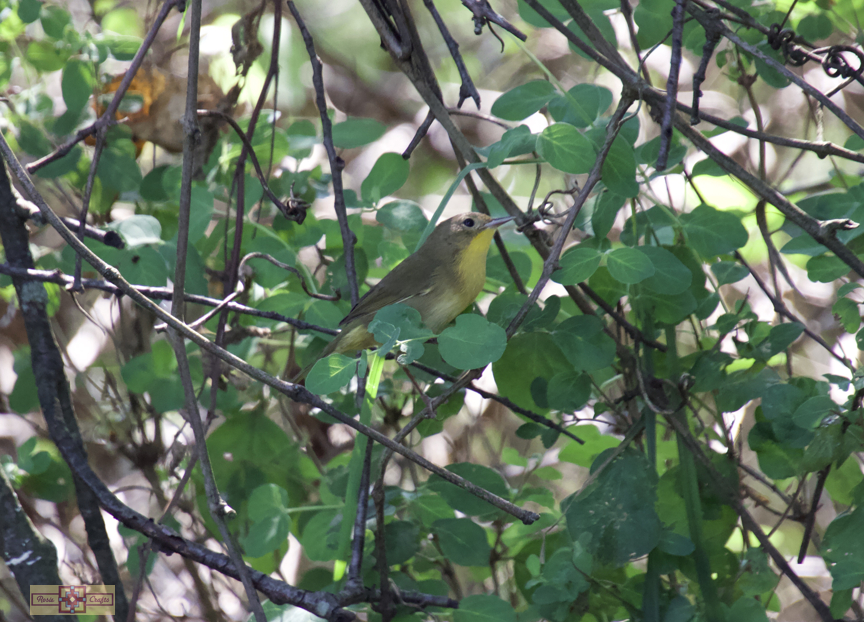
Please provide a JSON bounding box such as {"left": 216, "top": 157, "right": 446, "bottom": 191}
{"left": 296, "top": 212, "right": 513, "bottom": 379}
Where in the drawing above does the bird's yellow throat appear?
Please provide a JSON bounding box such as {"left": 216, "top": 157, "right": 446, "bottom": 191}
{"left": 455, "top": 228, "right": 496, "bottom": 290}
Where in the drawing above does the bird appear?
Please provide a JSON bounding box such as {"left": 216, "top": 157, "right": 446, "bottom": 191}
{"left": 295, "top": 212, "right": 514, "bottom": 380}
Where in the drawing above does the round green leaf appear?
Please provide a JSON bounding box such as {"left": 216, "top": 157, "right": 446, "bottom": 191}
{"left": 547, "top": 371, "right": 591, "bottom": 411}
{"left": 25, "top": 41, "right": 69, "bottom": 72}
{"left": 552, "top": 246, "right": 602, "bottom": 285}
{"left": 432, "top": 518, "right": 491, "bottom": 566}
{"left": 681, "top": 204, "right": 749, "bottom": 257}
{"left": 61, "top": 60, "right": 95, "bottom": 117}
{"left": 537, "top": 123, "right": 596, "bottom": 174}
{"left": 516, "top": 0, "right": 571, "bottom": 28}
{"left": 383, "top": 520, "right": 420, "bottom": 565}
{"left": 807, "top": 255, "right": 849, "bottom": 283}
{"left": 491, "top": 80, "right": 557, "bottom": 121}
{"left": 331, "top": 117, "right": 386, "bottom": 149}
{"left": 361, "top": 152, "right": 410, "bottom": 203}
{"left": 107, "top": 215, "right": 162, "bottom": 248}
{"left": 376, "top": 200, "right": 427, "bottom": 232}
{"left": 241, "top": 484, "right": 292, "bottom": 558}
{"left": 602, "top": 137, "right": 639, "bottom": 197}
{"left": 792, "top": 396, "right": 836, "bottom": 429}
{"left": 833, "top": 297, "right": 861, "bottom": 333}
{"left": 306, "top": 353, "right": 363, "bottom": 395}
{"left": 454, "top": 595, "right": 517, "bottom": 622}
{"left": 17, "top": 0, "right": 42, "bottom": 24}
{"left": 638, "top": 246, "right": 692, "bottom": 294}
{"left": 492, "top": 332, "right": 570, "bottom": 408}
{"left": 553, "top": 315, "right": 616, "bottom": 371}
{"left": 564, "top": 448, "right": 660, "bottom": 565}
{"left": 606, "top": 247, "right": 655, "bottom": 284}
{"left": 547, "top": 84, "right": 613, "bottom": 128}
{"left": 711, "top": 260, "right": 749, "bottom": 285}
{"left": 438, "top": 314, "right": 507, "bottom": 369}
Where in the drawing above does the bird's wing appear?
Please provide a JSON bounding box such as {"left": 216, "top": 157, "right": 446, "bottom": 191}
{"left": 339, "top": 254, "right": 435, "bottom": 327}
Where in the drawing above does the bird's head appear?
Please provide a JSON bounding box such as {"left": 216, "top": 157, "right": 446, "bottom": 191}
{"left": 425, "top": 212, "right": 514, "bottom": 253}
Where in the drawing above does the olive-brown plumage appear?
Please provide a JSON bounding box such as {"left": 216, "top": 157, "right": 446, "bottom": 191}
{"left": 296, "top": 212, "right": 512, "bottom": 379}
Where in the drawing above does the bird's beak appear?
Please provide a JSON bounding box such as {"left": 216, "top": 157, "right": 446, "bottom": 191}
{"left": 481, "top": 216, "right": 515, "bottom": 231}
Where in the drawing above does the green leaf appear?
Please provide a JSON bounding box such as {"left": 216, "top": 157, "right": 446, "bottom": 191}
{"left": 711, "top": 260, "right": 749, "bottom": 285}
{"left": 376, "top": 200, "right": 427, "bottom": 232}
{"left": 428, "top": 462, "right": 510, "bottom": 518}
{"left": 383, "top": 520, "right": 419, "bottom": 565}
{"left": 361, "top": 152, "right": 410, "bottom": 203}
{"left": 792, "top": 396, "right": 836, "bottom": 429}
{"left": 552, "top": 246, "right": 602, "bottom": 285}
{"left": 369, "top": 304, "right": 434, "bottom": 363}
{"left": 602, "top": 137, "right": 639, "bottom": 198}
{"left": 589, "top": 192, "right": 625, "bottom": 239}
{"left": 728, "top": 596, "right": 770, "bottom": 622}
{"left": 537, "top": 123, "right": 597, "bottom": 174}
{"left": 547, "top": 84, "right": 613, "bottom": 128}
{"left": 493, "top": 332, "right": 570, "bottom": 408}
{"left": 299, "top": 510, "right": 341, "bottom": 561}
{"left": 106, "top": 215, "right": 162, "bottom": 248}
{"left": 486, "top": 125, "right": 536, "bottom": 168}
{"left": 25, "top": 40, "right": 68, "bottom": 72}
{"left": 432, "top": 518, "right": 492, "bottom": 566}
{"left": 240, "top": 484, "right": 292, "bottom": 558}
{"left": 738, "top": 548, "right": 778, "bottom": 596}
{"left": 306, "top": 353, "right": 364, "bottom": 395}
{"left": 438, "top": 314, "right": 507, "bottom": 369}
{"left": 553, "top": 315, "right": 616, "bottom": 371}
{"left": 681, "top": 204, "right": 749, "bottom": 257}
{"left": 97, "top": 145, "right": 143, "bottom": 193}
{"left": 454, "top": 595, "right": 517, "bottom": 622}
{"left": 634, "top": 288, "right": 697, "bottom": 325}
{"left": 41, "top": 5, "right": 71, "bottom": 38}
{"left": 491, "top": 80, "right": 557, "bottom": 121}
{"left": 807, "top": 255, "right": 849, "bottom": 282}
{"left": 33, "top": 146, "right": 81, "bottom": 179}
{"left": 559, "top": 426, "right": 620, "bottom": 467}
{"left": 833, "top": 297, "right": 861, "bottom": 333}
{"left": 634, "top": 0, "right": 673, "bottom": 47}
{"left": 824, "top": 506, "right": 864, "bottom": 590}
{"left": 764, "top": 322, "right": 805, "bottom": 358}
{"left": 102, "top": 34, "right": 142, "bottom": 60}
{"left": 638, "top": 246, "right": 692, "bottom": 294}
{"left": 797, "top": 13, "right": 833, "bottom": 40}
{"left": 17, "top": 0, "right": 42, "bottom": 24}
{"left": 754, "top": 50, "right": 790, "bottom": 89}
{"left": 61, "top": 60, "right": 95, "bottom": 117}
{"left": 516, "top": 0, "right": 570, "bottom": 28}
{"left": 565, "top": 448, "right": 660, "bottom": 566}
{"left": 606, "top": 247, "right": 655, "bottom": 284}
{"left": 657, "top": 530, "right": 694, "bottom": 556}
{"left": 331, "top": 117, "right": 386, "bottom": 149}
{"left": 547, "top": 371, "right": 591, "bottom": 411}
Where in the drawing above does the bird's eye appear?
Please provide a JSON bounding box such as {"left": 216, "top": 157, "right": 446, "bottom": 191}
{"left": 462, "top": 218, "right": 475, "bottom": 228}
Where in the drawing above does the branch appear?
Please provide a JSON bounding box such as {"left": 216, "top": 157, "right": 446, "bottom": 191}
{"left": 197, "top": 110, "right": 308, "bottom": 221}
{"left": 287, "top": 1, "right": 359, "bottom": 307}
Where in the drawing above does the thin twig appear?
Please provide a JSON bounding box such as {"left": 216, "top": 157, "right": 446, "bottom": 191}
{"left": 197, "top": 109, "right": 308, "bottom": 221}
{"left": 657, "top": 0, "right": 686, "bottom": 169}
{"left": 287, "top": 1, "right": 359, "bottom": 307}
